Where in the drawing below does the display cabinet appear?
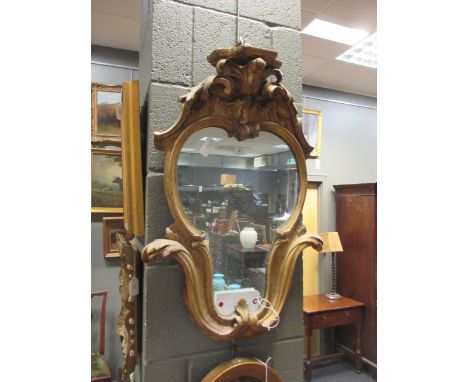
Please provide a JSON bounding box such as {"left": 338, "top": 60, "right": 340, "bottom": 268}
{"left": 334, "top": 183, "right": 377, "bottom": 374}
{"left": 178, "top": 185, "right": 255, "bottom": 230}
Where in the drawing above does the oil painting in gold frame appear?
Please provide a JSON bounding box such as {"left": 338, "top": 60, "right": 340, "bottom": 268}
{"left": 302, "top": 109, "right": 322, "bottom": 158}
{"left": 102, "top": 216, "right": 125, "bottom": 259}
{"left": 91, "top": 83, "right": 123, "bottom": 143}
{"left": 91, "top": 148, "right": 124, "bottom": 213}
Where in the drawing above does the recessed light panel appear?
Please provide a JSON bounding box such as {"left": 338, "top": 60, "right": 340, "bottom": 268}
{"left": 273, "top": 144, "right": 288, "bottom": 149}
{"left": 200, "top": 137, "right": 223, "bottom": 142}
{"left": 336, "top": 32, "right": 377, "bottom": 68}
{"left": 254, "top": 156, "right": 266, "bottom": 168}
{"left": 302, "top": 19, "right": 369, "bottom": 45}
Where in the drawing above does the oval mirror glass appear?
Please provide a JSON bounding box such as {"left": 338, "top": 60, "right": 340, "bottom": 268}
{"left": 177, "top": 127, "right": 300, "bottom": 314}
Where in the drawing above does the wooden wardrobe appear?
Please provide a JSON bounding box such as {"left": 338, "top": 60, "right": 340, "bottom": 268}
{"left": 334, "top": 183, "right": 377, "bottom": 373}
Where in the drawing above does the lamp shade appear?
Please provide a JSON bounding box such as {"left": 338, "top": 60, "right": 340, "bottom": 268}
{"left": 319, "top": 232, "right": 343, "bottom": 253}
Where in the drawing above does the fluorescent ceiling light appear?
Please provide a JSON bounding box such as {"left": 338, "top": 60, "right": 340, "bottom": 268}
{"left": 181, "top": 147, "right": 196, "bottom": 152}
{"left": 336, "top": 32, "right": 377, "bottom": 68}
{"left": 200, "top": 137, "right": 223, "bottom": 142}
{"left": 302, "top": 19, "right": 368, "bottom": 45}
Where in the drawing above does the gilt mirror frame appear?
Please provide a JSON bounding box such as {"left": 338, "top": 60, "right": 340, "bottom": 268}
{"left": 142, "top": 44, "right": 323, "bottom": 341}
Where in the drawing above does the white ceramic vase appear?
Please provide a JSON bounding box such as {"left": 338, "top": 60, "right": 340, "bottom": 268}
{"left": 240, "top": 227, "right": 257, "bottom": 249}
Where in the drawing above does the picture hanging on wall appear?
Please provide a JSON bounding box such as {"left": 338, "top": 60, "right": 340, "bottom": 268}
{"left": 102, "top": 216, "right": 125, "bottom": 259}
{"left": 302, "top": 109, "right": 322, "bottom": 158}
{"left": 91, "top": 148, "right": 124, "bottom": 213}
{"left": 91, "top": 83, "right": 123, "bottom": 143}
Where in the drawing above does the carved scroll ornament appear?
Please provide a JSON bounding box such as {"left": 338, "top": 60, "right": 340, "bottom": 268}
{"left": 142, "top": 43, "right": 323, "bottom": 341}
{"left": 201, "top": 357, "right": 283, "bottom": 382}
{"left": 117, "top": 234, "right": 138, "bottom": 379}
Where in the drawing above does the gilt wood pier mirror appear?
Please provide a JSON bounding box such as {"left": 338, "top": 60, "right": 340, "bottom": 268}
{"left": 142, "top": 44, "right": 323, "bottom": 341}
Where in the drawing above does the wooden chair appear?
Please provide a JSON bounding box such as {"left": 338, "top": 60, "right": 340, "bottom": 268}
{"left": 91, "top": 291, "right": 111, "bottom": 382}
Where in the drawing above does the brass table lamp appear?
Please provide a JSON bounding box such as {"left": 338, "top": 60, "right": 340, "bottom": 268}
{"left": 320, "top": 232, "right": 344, "bottom": 300}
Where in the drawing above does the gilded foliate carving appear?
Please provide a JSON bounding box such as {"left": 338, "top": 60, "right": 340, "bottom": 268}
{"left": 117, "top": 234, "right": 138, "bottom": 380}
{"left": 155, "top": 44, "right": 313, "bottom": 157}
{"left": 183, "top": 56, "right": 292, "bottom": 142}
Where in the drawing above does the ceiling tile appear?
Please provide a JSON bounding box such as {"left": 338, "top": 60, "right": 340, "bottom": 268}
{"left": 303, "top": 73, "right": 342, "bottom": 91}
{"left": 304, "top": 60, "right": 371, "bottom": 88}
{"left": 340, "top": 71, "right": 377, "bottom": 96}
{"left": 302, "top": 54, "right": 329, "bottom": 76}
{"left": 302, "top": 34, "right": 349, "bottom": 59}
{"left": 301, "top": 0, "right": 336, "bottom": 14}
{"left": 92, "top": 0, "right": 141, "bottom": 20}
{"left": 301, "top": 10, "right": 317, "bottom": 29}
{"left": 319, "top": 0, "right": 377, "bottom": 32}
{"left": 92, "top": 12, "right": 140, "bottom": 51}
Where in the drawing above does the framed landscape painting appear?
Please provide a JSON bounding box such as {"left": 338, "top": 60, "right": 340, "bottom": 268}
{"left": 91, "top": 83, "right": 123, "bottom": 143}
{"left": 91, "top": 148, "right": 124, "bottom": 213}
{"left": 302, "top": 109, "right": 322, "bottom": 158}
{"left": 102, "top": 216, "right": 125, "bottom": 259}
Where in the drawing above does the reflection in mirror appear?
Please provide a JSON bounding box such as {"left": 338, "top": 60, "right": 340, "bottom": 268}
{"left": 177, "top": 127, "right": 299, "bottom": 314}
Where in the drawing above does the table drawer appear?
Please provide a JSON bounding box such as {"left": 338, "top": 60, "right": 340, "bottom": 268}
{"left": 309, "top": 309, "right": 360, "bottom": 329}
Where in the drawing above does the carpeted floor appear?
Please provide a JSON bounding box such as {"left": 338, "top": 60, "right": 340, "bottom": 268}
{"left": 306, "top": 361, "right": 375, "bottom": 381}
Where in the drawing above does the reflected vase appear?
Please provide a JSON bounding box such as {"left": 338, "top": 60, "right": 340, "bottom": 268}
{"left": 213, "top": 273, "right": 225, "bottom": 291}
{"left": 240, "top": 227, "right": 257, "bottom": 249}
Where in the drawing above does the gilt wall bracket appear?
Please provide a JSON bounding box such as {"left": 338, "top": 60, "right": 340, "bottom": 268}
{"left": 142, "top": 43, "right": 323, "bottom": 341}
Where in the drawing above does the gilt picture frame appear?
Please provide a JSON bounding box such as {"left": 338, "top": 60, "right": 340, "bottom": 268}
{"left": 102, "top": 216, "right": 125, "bottom": 259}
{"left": 91, "top": 148, "right": 124, "bottom": 213}
{"left": 302, "top": 109, "right": 322, "bottom": 158}
{"left": 91, "top": 83, "right": 123, "bottom": 143}
{"left": 121, "top": 80, "right": 145, "bottom": 237}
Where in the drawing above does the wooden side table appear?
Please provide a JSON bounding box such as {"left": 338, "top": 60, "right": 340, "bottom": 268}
{"left": 303, "top": 294, "right": 364, "bottom": 381}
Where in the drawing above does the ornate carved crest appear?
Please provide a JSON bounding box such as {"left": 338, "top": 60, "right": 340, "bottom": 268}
{"left": 154, "top": 43, "right": 313, "bottom": 157}
{"left": 142, "top": 44, "right": 322, "bottom": 341}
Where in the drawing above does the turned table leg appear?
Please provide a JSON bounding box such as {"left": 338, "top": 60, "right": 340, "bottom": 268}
{"left": 355, "top": 321, "right": 362, "bottom": 374}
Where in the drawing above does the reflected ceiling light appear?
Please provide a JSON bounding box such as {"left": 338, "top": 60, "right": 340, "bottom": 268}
{"left": 336, "top": 32, "right": 377, "bottom": 68}
{"left": 254, "top": 156, "right": 266, "bottom": 168}
{"left": 200, "top": 137, "right": 223, "bottom": 142}
{"left": 273, "top": 144, "right": 288, "bottom": 149}
{"left": 181, "top": 148, "right": 196, "bottom": 152}
{"left": 302, "top": 19, "right": 368, "bottom": 45}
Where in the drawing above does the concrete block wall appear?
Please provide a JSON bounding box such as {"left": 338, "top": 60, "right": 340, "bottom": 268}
{"left": 139, "top": 1, "right": 303, "bottom": 380}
